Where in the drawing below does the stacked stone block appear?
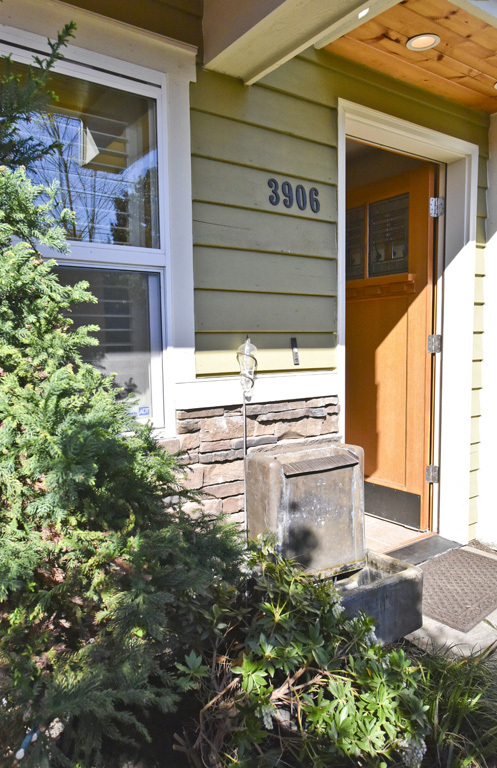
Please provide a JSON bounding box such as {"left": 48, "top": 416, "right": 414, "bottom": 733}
{"left": 161, "top": 397, "right": 340, "bottom": 525}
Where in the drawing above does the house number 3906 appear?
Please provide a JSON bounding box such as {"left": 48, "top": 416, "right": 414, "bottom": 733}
{"left": 267, "top": 178, "right": 320, "bottom": 213}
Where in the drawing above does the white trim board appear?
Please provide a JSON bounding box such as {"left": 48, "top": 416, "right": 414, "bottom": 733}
{"left": 477, "top": 114, "right": 497, "bottom": 546}
{"left": 339, "top": 99, "right": 479, "bottom": 545}
{"left": 173, "top": 370, "right": 344, "bottom": 412}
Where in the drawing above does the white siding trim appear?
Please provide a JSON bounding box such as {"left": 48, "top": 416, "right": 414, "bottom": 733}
{"left": 336, "top": 106, "right": 348, "bottom": 439}
{"left": 477, "top": 115, "right": 497, "bottom": 545}
{"left": 339, "top": 99, "right": 479, "bottom": 545}
{"left": 173, "top": 370, "right": 343, "bottom": 411}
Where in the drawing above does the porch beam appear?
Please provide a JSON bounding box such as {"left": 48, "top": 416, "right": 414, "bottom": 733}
{"left": 202, "top": 0, "right": 400, "bottom": 85}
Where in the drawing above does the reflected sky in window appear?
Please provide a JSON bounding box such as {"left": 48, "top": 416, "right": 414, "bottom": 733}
{"left": 17, "top": 67, "right": 159, "bottom": 248}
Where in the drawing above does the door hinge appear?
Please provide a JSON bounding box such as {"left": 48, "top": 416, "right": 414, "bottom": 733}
{"left": 430, "top": 197, "right": 445, "bottom": 217}
{"left": 428, "top": 334, "right": 442, "bottom": 354}
{"left": 426, "top": 465, "right": 439, "bottom": 484}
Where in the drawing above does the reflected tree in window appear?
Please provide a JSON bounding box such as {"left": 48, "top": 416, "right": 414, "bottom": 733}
{"left": 15, "top": 66, "right": 159, "bottom": 248}
{"left": 30, "top": 111, "right": 123, "bottom": 242}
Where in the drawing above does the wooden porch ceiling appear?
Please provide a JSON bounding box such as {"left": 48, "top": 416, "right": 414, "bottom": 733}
{"left": 324, "top": 0, "right": 497, "bottom": 113}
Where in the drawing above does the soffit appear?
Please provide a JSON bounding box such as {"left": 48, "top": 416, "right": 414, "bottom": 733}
{"left": 325, "top": 0, "right": 497, "bottom": 114}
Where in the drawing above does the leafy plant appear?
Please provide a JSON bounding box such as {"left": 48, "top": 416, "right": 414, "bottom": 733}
{"left": 0, "top": 166, "right": 243, "bottom": 767}
{"left": 408, "top": 640, "right": 497, "bottom": 767}
{"left": 175, "top": 536, "right": 429, "bottom": 768}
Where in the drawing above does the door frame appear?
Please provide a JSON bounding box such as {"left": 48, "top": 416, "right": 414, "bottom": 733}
{"left": 338, "top": 99, "right": 479, "bottom": 544}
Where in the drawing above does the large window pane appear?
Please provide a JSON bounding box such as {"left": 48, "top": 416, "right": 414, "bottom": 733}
{"left": 16, "top": 65, "right": 159, "bottom": 248}
{"left": 57, "top": 267, "right": 162, "bottom": 421}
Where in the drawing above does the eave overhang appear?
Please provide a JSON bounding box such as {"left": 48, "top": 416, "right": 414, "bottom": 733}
{"left": 203, "top": 0, "right": 497, "bottom": 86}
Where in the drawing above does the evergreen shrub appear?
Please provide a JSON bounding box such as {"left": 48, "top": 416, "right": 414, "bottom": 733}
{"left": 0, "top": 165, "right": 243, "bottom": 767}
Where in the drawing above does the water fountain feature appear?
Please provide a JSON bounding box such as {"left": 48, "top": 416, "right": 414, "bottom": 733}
{"left": 246, "top": 440, "right": 423, "bottom": 644}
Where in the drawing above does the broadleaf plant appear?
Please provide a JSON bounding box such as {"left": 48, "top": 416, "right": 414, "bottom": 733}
{"left": 175, "top": 536, "right": 430, "bottom": 768}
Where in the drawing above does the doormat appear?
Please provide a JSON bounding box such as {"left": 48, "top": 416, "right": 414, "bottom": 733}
{"left": 421, "top": 547, "right": 497, "bottom": 633}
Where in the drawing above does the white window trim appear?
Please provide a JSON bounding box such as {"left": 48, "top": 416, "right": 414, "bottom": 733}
{"left": 0, "top": 0, "right": 197, "bottom": 435}
{"left": 338, "top": 98, "right": 479, "bottom": 545}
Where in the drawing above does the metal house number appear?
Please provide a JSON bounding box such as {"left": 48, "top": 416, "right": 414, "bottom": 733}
{"left": 267, "top": 178, "right": 320, "bottom": 213}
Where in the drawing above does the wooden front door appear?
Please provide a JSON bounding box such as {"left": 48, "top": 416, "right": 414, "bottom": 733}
{"left": 345, "top": 164, "right": 436, "bottom": 530}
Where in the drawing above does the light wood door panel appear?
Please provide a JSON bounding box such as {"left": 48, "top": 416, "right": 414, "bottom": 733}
{"left": 346, "top": 164, "right": 435, "bottom": 529}
{"left": 347, "top": 295, "right": 408, "bottom": 485}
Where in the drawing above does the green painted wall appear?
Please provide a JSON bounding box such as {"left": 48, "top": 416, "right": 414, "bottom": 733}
{"left": 190, "top": 66, "right": 338, "bottom": 375}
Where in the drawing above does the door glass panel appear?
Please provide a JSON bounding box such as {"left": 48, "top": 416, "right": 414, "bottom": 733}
{"left": 346, "top": 205, "right": 365, "bottom": 281}
{"left": 368, "top": 192, "right": 409, "bottom": 277}
{"left": 12, "top": 63, "right": 159, "bottom": 248}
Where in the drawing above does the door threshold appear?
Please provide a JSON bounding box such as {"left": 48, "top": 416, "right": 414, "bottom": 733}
{"left": 365, "top": 514, "right": 432, "bottom": 555}
{"left": 365, "top": 511, "right": 428, "bottom": 533}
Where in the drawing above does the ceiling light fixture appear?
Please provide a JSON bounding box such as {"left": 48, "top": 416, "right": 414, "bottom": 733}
{"left": 406, "top": 33, "right": 441, "bottom": 51}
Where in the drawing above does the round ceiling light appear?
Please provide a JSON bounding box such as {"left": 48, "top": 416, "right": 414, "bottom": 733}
{"left": 406, "top": 33, "right": 441, "bottom": 51}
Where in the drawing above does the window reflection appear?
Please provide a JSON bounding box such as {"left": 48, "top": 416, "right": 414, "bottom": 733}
{"left": 16, "top": 66, "right": 159, "bottom": 248}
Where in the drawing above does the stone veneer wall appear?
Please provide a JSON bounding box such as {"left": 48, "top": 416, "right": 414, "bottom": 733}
{"left": 161, "top": 396, "right": 340, "bottom": 525}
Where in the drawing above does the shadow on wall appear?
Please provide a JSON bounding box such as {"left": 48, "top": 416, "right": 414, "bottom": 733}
{"left": 286, "top": 523, "right": 320, "bottom": 568}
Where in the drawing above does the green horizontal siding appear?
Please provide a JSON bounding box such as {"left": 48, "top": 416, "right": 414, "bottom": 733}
{"left": 194, "top": 248, "right": 337, "bottom": 295}
{"left": 192, "top": 157, "right": 337, "bottom": 221}
{"left": 196, "top": 333, "right": 336, "bottom": 374}
{"left": 191, "top": 67, "right": 337, "bottom": 145}
{"left": 195, "top": 291, "right": 337, "bottom": 333}
{"left": 191, "top": 63, "right": 339, "bottom": 376}
{"left": 191, "top": 112, "right": 336, "bottom": 182}
{"left": 193, "top": 203, "right": 336, "bottom": 256}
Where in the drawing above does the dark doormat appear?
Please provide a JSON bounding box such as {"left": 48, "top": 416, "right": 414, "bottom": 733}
{"left": 387, "top": 535, "right": 461, "bottom": 565}
{"left": 421, "top": 547, "right": 497, "bottom": 633}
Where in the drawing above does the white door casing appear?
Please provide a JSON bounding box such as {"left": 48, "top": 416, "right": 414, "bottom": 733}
{"left": 339, "top": 99, "right": 479, "bottom": 545}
